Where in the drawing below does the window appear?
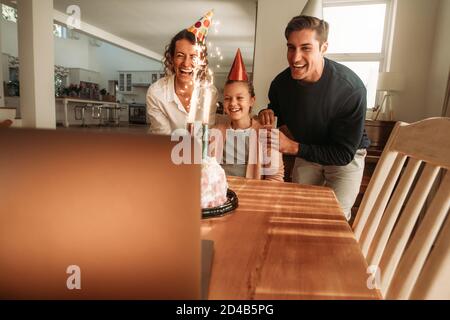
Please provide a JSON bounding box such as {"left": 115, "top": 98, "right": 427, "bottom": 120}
{"left": 324, "top": 0, "right": 393, "bottom": 109}
{"left": 2, "top": 4, "right": 67, "bottom": 39}
{"left": 53, "top": 24, "right": 68, "bottom": 39}
{"left": 2, "top": 4, "right": 17, "bottom": 22}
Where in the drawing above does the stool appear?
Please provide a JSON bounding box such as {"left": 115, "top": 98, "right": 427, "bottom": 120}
{"left": 74, "top": 105, "right": 89, "bottom": 127}
{"left": 91, "top": 105, "right": 109, "bottom": 126}
{"left": 110, "top": 105, "right": 127, "bottom": 127}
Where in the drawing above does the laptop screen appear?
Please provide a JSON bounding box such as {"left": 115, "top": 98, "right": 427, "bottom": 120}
{"left": 0, "top": 129, "right": 201, "bottom": 299}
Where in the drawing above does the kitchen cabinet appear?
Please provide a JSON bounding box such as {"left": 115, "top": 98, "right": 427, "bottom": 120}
{"left": 118, "top": 72, "right": 134, "bottom": 93}
{"left": 118, "top": 73, "right": 125, "bottom": 92}
{"left": 68, "top": 68, "right": 100, "bottom": 85}
{"left": 118, "top": 71, "right": 164, "bottom": 93}
{"left": 132, "top": 71, "right": 151, "bottom": 85}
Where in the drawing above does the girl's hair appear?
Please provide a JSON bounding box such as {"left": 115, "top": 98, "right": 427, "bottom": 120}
{"left": 224, "top": 80, "right": 255, "bottom": 98}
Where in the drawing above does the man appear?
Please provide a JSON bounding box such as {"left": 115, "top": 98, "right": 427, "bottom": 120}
{"left": 259, "top": 14, "right": 370, "bottom": 221}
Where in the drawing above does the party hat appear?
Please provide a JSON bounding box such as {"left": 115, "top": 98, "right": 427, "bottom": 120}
{"left": 187, "top": 10, "right": 214, "bottom": 44}
{"left": 301, "top": 0, "right": 323, "bottom": 19}
{"left": 227, "top": 49, "right": 248, "bottom": 81}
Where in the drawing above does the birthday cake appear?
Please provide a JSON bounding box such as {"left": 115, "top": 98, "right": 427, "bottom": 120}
{"left": 201, "top": 157, "right": 228, "bottom": 208}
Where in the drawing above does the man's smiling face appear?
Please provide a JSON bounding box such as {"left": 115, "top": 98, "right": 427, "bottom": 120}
{"left": 287, "top": 29, "right": 328, "bottom": 83}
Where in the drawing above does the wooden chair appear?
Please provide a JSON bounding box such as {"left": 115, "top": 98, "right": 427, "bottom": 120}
{"left": 352, "top": 117, "right": 450, "bottom": 299}
{"left": 410, "top": 212, "right": 450, "bottom": 299}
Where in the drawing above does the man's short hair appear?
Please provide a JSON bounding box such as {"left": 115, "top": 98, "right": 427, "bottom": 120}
{"left": 285, "top": 15, "right": 329, "bottom": 46}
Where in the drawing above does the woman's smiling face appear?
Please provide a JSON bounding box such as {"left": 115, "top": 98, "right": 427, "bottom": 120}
{"left": 172, "top": 39, "right": 197, "bottom": 84}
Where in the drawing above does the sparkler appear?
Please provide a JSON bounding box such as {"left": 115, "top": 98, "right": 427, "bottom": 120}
{"left": 185, "top": 10, "right": 215, "bottom": 159}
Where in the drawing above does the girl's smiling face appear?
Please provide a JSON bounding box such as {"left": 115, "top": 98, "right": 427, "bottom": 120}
{"left": 223, "top": 82, "right": 255, "bottom": 121}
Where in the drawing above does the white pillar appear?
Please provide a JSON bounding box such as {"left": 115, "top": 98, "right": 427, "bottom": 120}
{"left": 17, "top": 0, "right": 55, "bottom": 129}
{"left": 253, "top": 0, "right": 308, "bottom": 112}
{"left": 0, "top": 14, "right": 5, "bottom": 108}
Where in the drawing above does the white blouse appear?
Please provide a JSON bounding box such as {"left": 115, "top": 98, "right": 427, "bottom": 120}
{"left": 146, "top": 75, "right": 217, "bottom": 135}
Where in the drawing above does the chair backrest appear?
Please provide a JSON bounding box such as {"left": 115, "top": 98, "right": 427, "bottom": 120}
{"left": 352, "top": 117, "right": 450, "bottom": 299}
{"left": 410, "top": 212, "right": 450, "bottom": 299}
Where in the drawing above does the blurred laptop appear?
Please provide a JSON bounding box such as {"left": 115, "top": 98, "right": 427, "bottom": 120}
{"left": 0, "top": 128, "right": 210, "bottom": 300}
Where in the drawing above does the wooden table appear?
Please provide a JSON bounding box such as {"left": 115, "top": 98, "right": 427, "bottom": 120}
{"left": 202, "top": 177, "right": 381, "bottom": 300}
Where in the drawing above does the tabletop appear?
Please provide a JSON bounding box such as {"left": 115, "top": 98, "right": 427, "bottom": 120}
{"left": 201, "top": 176, "right": 382, "bottom": 300}
{"left": 56, "top": 97, "right": 118, "bottom": 105}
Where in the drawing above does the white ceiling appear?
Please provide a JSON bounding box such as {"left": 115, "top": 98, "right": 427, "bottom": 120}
{"left": 52, "top": 0, "right": 258, "bottom": 73}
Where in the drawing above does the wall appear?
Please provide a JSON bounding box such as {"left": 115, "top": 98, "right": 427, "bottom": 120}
{"left": 1, "top": 17, "right": 18, "bottom": 57}
{"left": 1, "top": 54, "right": 8, "bottom": 88}
{"left": 214, "top": 72, "right": 231, "bottom": 102}
{"left": 3, "top": 1, "right": 446, "bottom": 121}
{"left": 89, "top": 38, "right": 163, "bottom": 97}
{"left": 253, "top": 0, "right": 305, "bottom": 111}
{"left": 424, "top": 0, "right": 450, "bottom": 118}
{"left": 1, "top": 17, "right": 18, "bottom": 92}
{"left": 54, "top": 31, "right": 90, "bottom": 69}
{"left": 253, "top": 0, "right": 446, "bottom": 122}
{"left": 1, "top": 17, "right": 163, "bottom": 103}
{"left": 56, "top": 32, "right": 163, "bottom": 94}
{"left": 389, "top": 0, "right": 440, "bottom": 122}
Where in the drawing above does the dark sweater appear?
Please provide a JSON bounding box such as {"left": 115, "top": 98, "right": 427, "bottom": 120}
{"left": 268, "top": 58, "right": 371, "bottom": 166}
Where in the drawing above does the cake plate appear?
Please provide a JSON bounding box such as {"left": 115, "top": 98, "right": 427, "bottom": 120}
{"left": 202, "top": 189, "right": 238, "bottom": 219}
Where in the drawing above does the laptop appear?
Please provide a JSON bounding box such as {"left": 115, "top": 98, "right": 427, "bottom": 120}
{"left": 0, "top": 128, "right": 211, "bottom": 300}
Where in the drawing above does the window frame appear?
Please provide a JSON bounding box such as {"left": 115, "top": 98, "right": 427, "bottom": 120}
{"left": 323, "top": 0, "right": 395, "bottom": 109}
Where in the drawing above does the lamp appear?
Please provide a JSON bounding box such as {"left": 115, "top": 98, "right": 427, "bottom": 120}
{"left": 373, "top": 72, "right": 405, "bottom": 120}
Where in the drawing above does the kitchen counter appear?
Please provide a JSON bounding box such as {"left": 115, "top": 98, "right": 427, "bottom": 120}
{"left": 56, "top": 97, "right": 119, "bottom": 127}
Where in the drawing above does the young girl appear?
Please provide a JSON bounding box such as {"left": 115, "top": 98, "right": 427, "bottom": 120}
{"left": 210, "top": 50, "right": 284, "bottom": 182}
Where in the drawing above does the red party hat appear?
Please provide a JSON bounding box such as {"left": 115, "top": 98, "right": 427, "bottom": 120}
{"left": 227, "top": 49, "right": 248, "bottom": 81}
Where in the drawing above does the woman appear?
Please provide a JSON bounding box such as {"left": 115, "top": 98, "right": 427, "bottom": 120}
{"left": 146, "top": 29, "right": 217, "bottom": 135}
{"left": 210, "top": 79, "right": 284, "bottom": 182}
